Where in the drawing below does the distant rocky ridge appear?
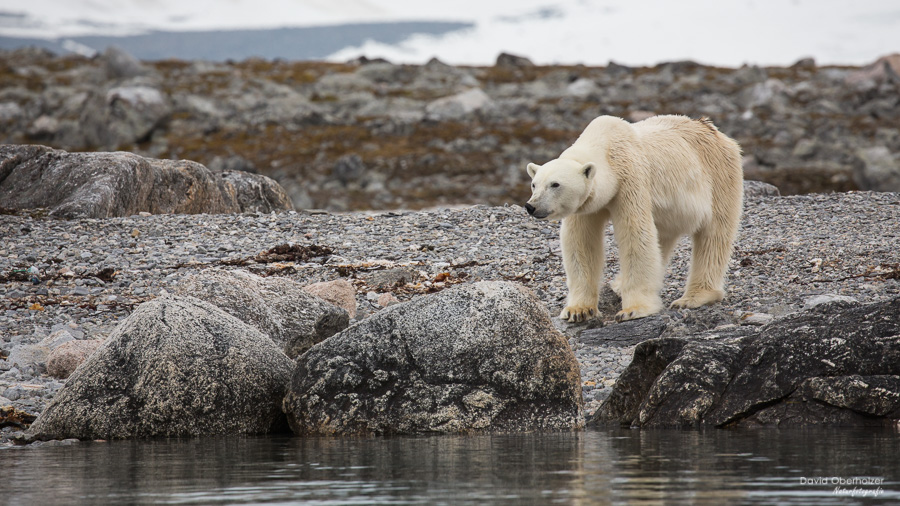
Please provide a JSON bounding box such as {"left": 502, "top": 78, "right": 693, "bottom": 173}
{"left": 0, "top": 22, "right": 473, "bottom": 62}
{"left": 1, "top": 47, "right": 899, "bottom": 212}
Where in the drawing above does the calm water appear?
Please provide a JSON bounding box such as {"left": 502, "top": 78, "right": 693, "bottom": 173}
{"left": 3, "top": 428, "right": 899, "bottom": 505}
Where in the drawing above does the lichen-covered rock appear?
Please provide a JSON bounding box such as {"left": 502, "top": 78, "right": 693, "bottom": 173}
{"left": 176, "top": 269, "right": 349, "bottom": 358}
{"left": 0, "top": 144, "right": 293, "bottom": 218}
{"left": 26, "top": 295, "right": 293, "bottom": 440}
{"left": 365, "top": 267, "right": 418, "bottom": 290}
{"left": 743, "top": 375, "right": 900, "bottom": 426}
{"left": 590, "top": 297, "right": 900, "bottom": 427}
{"left": 283, "top": 281, "right": 583, "bottom": 435}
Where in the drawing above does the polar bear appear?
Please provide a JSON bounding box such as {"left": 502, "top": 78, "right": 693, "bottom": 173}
{"left": 525, "top": 115, "right": 743, "bottom": 323}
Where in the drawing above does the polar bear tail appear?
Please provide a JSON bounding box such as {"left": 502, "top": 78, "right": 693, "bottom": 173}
{"left": 697, "top": 116, "right": 718, "bottom": 132}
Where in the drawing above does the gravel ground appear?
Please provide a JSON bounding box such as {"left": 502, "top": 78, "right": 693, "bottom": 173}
{"left": 2, "top": 190, "right": 900, "bottom": 443}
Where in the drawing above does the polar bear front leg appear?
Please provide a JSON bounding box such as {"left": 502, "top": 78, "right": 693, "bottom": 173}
{"left": 559, "top": 212, "right": 608, "bottom": 322}
{"left": 610, "top": 231, "right": 676, "bottom": 298}
{"left": 611, "top": 203, "right": 664, "bottom": 322}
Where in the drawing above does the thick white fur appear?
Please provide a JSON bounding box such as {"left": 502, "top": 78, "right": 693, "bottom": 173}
{"left": 526, "top": 115, "right": 743, "bottom": 322}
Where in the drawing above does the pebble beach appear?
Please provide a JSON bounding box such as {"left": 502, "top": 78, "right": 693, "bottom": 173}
{"left": 3, "top": 189, "right": 900, "bottom": 445}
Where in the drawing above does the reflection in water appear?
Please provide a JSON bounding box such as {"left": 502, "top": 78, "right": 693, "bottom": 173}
{"left": 3, "top": 428, "right": 899, "bottom": 504}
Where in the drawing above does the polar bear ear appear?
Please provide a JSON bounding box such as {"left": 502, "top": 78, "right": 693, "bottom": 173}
{"left": 582, "top": 162, "right": 595, "bottom": 179}
{"left": 526, "top": 163, "right": 540, "bottom": 178}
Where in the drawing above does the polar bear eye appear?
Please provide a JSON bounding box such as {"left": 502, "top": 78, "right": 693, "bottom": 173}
{"left": 550, "top": 182, "right": 560, "bottom": 188}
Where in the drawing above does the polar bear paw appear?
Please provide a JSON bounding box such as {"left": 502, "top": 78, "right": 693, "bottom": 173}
{"left": 559, "top": 305, "right": 597, "bottom": 323}
{"left": 615, "top": 305, "right": 657, "bottom": 322}
{"left": 670, "top": 289, "right": 724, "bottom": 309}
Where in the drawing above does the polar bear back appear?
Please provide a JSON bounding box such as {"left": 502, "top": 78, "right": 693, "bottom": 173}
{"left": 642, "top": 115, "right": 742, "bottom": 237}
{"left": 574, "top": 115, "right": 742, "bottom": 238}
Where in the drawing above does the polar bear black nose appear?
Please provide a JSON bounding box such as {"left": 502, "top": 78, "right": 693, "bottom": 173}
{"left": 524, "top": 203, "right": 536, "bottom": 215}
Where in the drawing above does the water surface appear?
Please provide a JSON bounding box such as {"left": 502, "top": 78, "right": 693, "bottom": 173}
{"left": 4, "top": 427, "right": 898, "bottom": 505}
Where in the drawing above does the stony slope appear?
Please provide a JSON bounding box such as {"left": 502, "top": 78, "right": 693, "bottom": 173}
{"left": 2, "top": 48, "right": 899, "bottom": 212}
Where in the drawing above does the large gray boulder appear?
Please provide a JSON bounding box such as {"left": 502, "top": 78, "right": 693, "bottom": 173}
{"left": 46, "top": 339, "right": 104, "bottom": 379}
{"left": 0, "top": 144, "right": 293, "bottom": 218}
{"left": 591, "top": 297, "right": 900, "bottom": 427}
{"left": 100, "top": 46, "right": 156, "bottom": 80}
{"left": 283, "top": 281, "right": 583, "bottom": 435}
{"left": 77, "top": 84, "right": 172, "bottom": 150}
{"left": 425, "top": 88, "right": 493, "bottom": 120}
{"left": 219, "top": 169, "right": 295, "bottom": 213}
{"left": 855, "top": 146, "right": 900, "bottom": 192}
{"left": 26, "top": 296, "right": 294, "bottom": 440}
{"left": 19, "top": 49, "right": 165, "bottom": 150}
{"left": 742, "top": 180, "right": 780, "bottom": 198}
{"left": 175, "top": 269, "right": 349, "bottom": 359}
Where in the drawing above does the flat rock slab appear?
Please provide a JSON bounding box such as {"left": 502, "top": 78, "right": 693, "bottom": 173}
{"left": 578, "top": 316, "right": 668, "bottom": 348}
{"left": 591, "top": 297, "right": 900, "bottom": 427}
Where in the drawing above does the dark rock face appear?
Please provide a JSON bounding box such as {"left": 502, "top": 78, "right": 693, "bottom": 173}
{"left": 495, "top": 52, "right": 535, "bottom": 67}
{"left": 26, "top": 296, "right": 294, "bottom": 440}
{"left": 283, "top": 281, "right": 583, "bottom": 435}
{"left": 742, "top": 375, "right": 900, "bottom": 426}
{"left": 591, "top": 297, "right": 900, "bottom": 427}
{"left": 0, "top": 144, "right": 293, "bottom": 217}
{"left": 175, "top": 269, "right": 349, "bottom": 359}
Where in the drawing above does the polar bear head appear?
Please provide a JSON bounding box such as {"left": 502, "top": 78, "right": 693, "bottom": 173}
{"left": 524, "top": 158, "right": 597, "bottom": 220}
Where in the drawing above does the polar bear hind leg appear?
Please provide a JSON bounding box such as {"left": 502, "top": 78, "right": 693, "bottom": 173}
{"left": 670, "top": 120, "right": 743, "bottom": 309}
{"left": 671, "top": 225, "right": 734, "bottom": 309}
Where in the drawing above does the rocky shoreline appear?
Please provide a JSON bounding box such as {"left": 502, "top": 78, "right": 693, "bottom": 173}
{"left": 3, "top": 186, "right": 900, "bottom": 443}
{"left": 2, "top": 45, "right": 900, "bottom": 443}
